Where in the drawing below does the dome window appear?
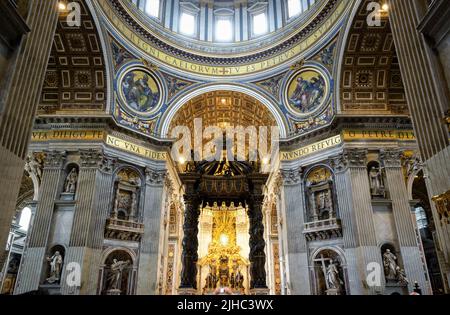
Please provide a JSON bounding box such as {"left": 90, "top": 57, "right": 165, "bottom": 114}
{"left": 253, "top": 12, "right": 268, "bottom": 36}
{"left": 288, "top": 0, "right": 302, "bottom": 18}
{"left": 215, "top": 17, "right": 233, "bottom": 42}
{"left": 144, "top": 0, "right": 160, "bottom": 18}
{"left": 180, "top": 12, "right": 196, "bottom": 37}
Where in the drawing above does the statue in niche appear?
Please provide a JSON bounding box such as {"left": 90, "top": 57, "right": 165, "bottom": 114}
{"left": 325, "top": 260, "right": 344, "bottom": 293}
{"left": 369, "top": 166, "right": 385, "bottom": 197}
{"left": 106, "top": 259, "right": 131, "bottom": 291}
{"left": 64, "top": 168, "right": 78, "bottom": 194}
{"left": 396, "top": 267, "right": 409, "bottom": 286}
{"left": 383, "top": 249, "right": 398, "bottom": 280}
{"left": 46, "top": 251, "right": 63, "bottom": 284}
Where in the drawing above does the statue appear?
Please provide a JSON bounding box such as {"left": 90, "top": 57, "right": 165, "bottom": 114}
{"left": 396, "top": 267, "right": 409, "bottom": 286}
{"left": 64, "top": 168, "right": 78, "bottom": 194}
{"left": 369, "top": 166, "right": 385, "bottom": 197}
{"left": 205, "top": 260, "right": 218, "bottom": 290}
{"left": 46, "top": 251, "right": 63, "bottom": 284}
{"left": 107, "top": 259, "right": 131, "bottom": 292}
{"left": 383, "top": 249, "right": 398, "bottom": 280}
{"left": 25, "top": 154, "right": 43, "bottom": 183}
{"left": 325, "top": 260, "right": 343, "bottom": 292}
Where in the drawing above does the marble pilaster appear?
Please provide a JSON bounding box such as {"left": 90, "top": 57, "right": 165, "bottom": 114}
{"left": 381, "top": 149, "right": 430, "bottom": 294}
{"left": 345, "top": 149, "right": 384, "bottom": 294}
{"left": 136, "top": 168, "right": 167, "bottom": 295}
{"left": 14, "top": 151, "right": 66, "bottom": 294}
{"left": 279, "top": 168, "right": 311, "bottom": 295}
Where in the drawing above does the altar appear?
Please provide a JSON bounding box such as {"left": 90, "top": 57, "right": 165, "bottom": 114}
{"left": 197, "top": 202, "right": 250, "bottom": 295}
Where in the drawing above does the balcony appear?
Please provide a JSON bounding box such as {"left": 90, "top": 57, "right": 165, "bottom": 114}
{"left": 104, "top": 218, "right": 144, "bottom": 242}
{"left": 303, "top": 218, "right": 342, "bottom": 241}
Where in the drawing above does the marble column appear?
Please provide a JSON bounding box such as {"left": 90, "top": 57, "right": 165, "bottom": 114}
{"left": 61, "top": 150, "right": 102, "bottom": 295}
{"left": 0, "top": 0, "right": 59, "bottom": 267}
{"left": 136, "top": 168, "right": 167, "bottom": 295}
{"left": 345, "top": 149, "right": 384, "bottom": 294}
{"left": 382, "top": 149, "right": 430, "bottom": 294}
{"left": 279, "top": 168, "right": 311, "bottom": 295}
{"left": 330, "top": 153, "right": 364, "bottom": 295}
{"left": 14, "top": 151, "right": 66, "bottom": 294}
{"left": 178, "top": 193, "right": 201, "bottom": 293}
{"left": 389, "top": 0, "right": 450, "bottom": 288}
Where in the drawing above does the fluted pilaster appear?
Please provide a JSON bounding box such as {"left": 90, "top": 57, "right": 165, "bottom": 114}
{"left": 382, "top": 149, "right": 430, "bottom": 294}
{"left": 346, "top": 149, "right": 383, "bottom": 294}
{"left": 61, "top": 150, "right": 102, "bottom": 295}
{"left": 279, "top": 168, "right": 310, "bottom": 295}
{"left": 136, "top": 168, "right": 167, "bottom": 295}
{"left": 330, "top": 153, "right": 363, "bottom": 294}
{"left": 15, "top": 151, "right": 66, "bottom": 294}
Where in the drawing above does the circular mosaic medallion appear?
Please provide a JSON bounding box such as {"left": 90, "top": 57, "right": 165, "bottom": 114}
{"left": 118, "top": 68, "right": 162, "bottom": 116}
{"left": 284, "top": 67, "right": 330, "bottom": 117}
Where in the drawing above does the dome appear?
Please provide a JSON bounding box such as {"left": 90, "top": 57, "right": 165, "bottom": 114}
{"left": 125, "top": 0, "right": 322, "bottom": 56}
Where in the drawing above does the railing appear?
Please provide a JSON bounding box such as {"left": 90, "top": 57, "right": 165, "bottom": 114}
{"left": 105, "top": 218, "right": 144, "bottom": 241}
{"left": 303, "top": 217, "right": 342, "bottom": 241}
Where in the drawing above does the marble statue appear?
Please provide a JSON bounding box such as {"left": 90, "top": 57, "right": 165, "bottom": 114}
{"left": 383, "top": 249, "right": 398, "bottom": 280}
{"left": 325, "top": 260, "right": 343, "bottom": 292}
{"left": 107, "top": 259, "right": 131, "bottom": 291}
{"left": 25, "top": 155, "right": 43, "bottom": 182}
{"left": 64, "top": 168, "right": 78, "bottom": 194}
{"left": 46, "top": 251, "right": 63, "bottom": 284}
{"left": 369, "top": 166, "right": 384, "bottom": 197}
{"left": 396, "top": 267, "right": 409, "bottom": 286}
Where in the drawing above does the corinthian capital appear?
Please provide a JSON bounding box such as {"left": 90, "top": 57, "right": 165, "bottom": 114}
{"left": 344, "top": 149, "right": 367, "bottom": 168}
{"left": 79, "top": 149, "right": 102, "bottom": 168}
{"left": 330, "top": 153, "right": 348, "bottom": 173}
{"left": 99, "top": 155, "right": 118, "bottom": 174}
{"left": 280, "top": 168, "right": 302, "bottom": 185}
{"left": 43, "top": 150, "right": 67, "bottom": 169}
{"left": 380, "top": 149, "right": 403, "bottom": 168}
{"left": 145, "top": 168, "right": 167, "bottom": 185}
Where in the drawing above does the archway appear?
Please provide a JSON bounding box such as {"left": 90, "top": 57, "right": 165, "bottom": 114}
{"left": 160, "top": 85, "right": 288, "bottom": 138}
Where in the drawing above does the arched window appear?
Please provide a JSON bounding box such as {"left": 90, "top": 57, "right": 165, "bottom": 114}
{"left": 414, "top": 205, "right": 428, "bottom": 229}
{"left": 215, "top": 17, "right": 233, "bottom": 42}
{"left": 287, "top": 0, "right": 302, "bottom": 18}
{"left": 19, "top": 207, "right": 32, "bottom": 231}
{"left": 144, "top": 0, "right": 160, "bottom": 18}
{"left": 253, "top": 12, "right": 268, "bottom": 36}
{"left": 180, "top": 12, "right": 196, "bottom": 37}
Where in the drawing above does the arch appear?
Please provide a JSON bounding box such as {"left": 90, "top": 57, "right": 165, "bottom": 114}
{"left": 101, "top": 246, "right": 137, "bottom": 266}
{"left": 310, "top": 246, "right": 347, "bottom": 266}
{"left": 160, "top": 83, "right": 289, "bottom": 138}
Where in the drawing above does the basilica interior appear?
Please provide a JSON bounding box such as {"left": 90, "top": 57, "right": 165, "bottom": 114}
{"left": 0, "top": 0, "right": 449, "bottom": 296}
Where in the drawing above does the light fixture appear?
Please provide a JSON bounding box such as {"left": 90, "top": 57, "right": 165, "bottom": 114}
{"left": 382, "top": 3, "right": 389, "bottom": 11}
{"left": 220, "top": 98, "right": 227, "bottom": 105}
{"left": 179, "top": 157, "right": 186, "bottom": 165}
